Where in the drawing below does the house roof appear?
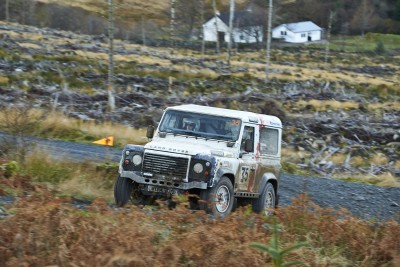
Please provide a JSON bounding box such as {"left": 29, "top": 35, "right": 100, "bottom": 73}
{"left": 276, "top": 21, "right": 322, "bottom": 33}
{"left": 216, "top": 10, "right": 262, "bottom": 27}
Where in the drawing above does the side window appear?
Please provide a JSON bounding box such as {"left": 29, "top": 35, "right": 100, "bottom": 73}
{"left": 260, "top": 128, "right": 279, "bottom": 155}
{"left": 160, "top": 113, "right": 176, "bottom": 131}
{"left": 241, "top": 126, "right": 255, "bottom": 152}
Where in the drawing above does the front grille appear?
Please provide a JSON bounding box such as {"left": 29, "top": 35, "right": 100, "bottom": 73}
{"left": 143, "top": 153, "right": 189, "bottom": 179}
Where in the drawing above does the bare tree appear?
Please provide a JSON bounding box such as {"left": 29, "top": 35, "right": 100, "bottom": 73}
{"left": 6, "top": 0, "right": 36, "bottom": 24}
{"left": 141, "top": 15, "right": 146, "bottom": 46}
{"left": 5, "top": 0, "right": 9, "bottom": 21}
{"left": 350, "top": 0, "right": 379, "bottom": 35}
{"left": 265, "top": 0, "right": 273, "bottom": 80}
{"left": 0, "top": 106, "right": 44, "bottom": 164}
{"left": 107, "top": 0, "right": 116, "bottom": 111}
{"left": 170, "top": 0, "right": 176, "bottom": 47}
{"left": 174, "top": 0, "right": 202, "bottom": 40}
{"left": 212, "top": 0, "right": 220, "bottom": 54}
{"left": 200, "top": 0, "right": 205, "bottom": 59}
{"left": 324, "top": 10, "right": 334, "bottom": 64}
{"left": 227, "top": 0, "right": 235, "bottom": 66}
{"left": 361, "top": 0, "right": 367, "bottom": 36}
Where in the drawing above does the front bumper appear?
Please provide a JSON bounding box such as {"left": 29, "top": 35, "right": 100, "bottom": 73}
{"left": 120, "top": 171, "right": 208, "bottom": 190}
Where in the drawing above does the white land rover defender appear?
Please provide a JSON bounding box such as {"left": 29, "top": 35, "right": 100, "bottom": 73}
{"left": 115, "top": 104, "right": 282, "bottom": 218}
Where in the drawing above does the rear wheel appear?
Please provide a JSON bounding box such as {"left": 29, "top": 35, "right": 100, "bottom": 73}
{"left": 114, "top": 175, "right": 134, "bottom": 207}
{"left": 253, "top": 182, "right": 276, "bottom": 216}
{"left": 200, "top": 176, "right": 234, "bottom": 218}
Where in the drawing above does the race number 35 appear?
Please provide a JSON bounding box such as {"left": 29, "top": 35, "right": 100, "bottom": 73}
{"left": 240, "top": 166, "right": 250, "bottom": 183}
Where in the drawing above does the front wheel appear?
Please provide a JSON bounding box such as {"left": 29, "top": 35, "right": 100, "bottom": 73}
{"left": 253, "top": 182, "right": 276, "bottom": 216}
{"left": 114, "top": 175, "right": 133, "bottom": 207}
{"left": 200, "top": 176, "right": 234, "bottom": 218}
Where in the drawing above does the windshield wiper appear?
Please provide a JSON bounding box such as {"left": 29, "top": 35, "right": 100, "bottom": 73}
{"left": 214, "top": 134, "right": 234, "bottom": 141}
{"left": 173, "top": 129, "right": 204, "bottom": 137}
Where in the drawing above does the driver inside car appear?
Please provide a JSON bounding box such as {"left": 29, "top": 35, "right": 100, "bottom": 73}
{"left": 184, "top": 121, "right": 196, "bottom": 131}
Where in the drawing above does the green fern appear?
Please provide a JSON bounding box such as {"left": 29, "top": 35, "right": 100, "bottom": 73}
{"left": 251, "top": 219, "right": 308, "bottom": 267}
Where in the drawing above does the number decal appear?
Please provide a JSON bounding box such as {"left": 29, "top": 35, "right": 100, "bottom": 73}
{"left": 240, "top": 166, "right": 250, "bottom": 183}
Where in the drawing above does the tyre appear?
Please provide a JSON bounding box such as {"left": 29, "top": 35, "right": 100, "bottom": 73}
{"left": 253, "top": 182, "right": 276, "bottom": 216}
{"left": 114, "top": 175, "right": 134, "bottom": 207}
{"left": 200, "top": 176, "right": 234, "bottom": 218}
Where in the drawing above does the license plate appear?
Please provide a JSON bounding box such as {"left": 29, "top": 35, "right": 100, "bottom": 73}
{"left": 147, "top": 185, "right": 178, "bottom": 195}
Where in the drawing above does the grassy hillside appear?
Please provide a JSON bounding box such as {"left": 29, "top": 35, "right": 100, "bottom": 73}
{"left": 38, "top": 0, "right": 170, "bottom": 23}
{"left": 39, "top": 0, "right": 170, "bottom": 13}
{"left": 36, "top": 0, "right": 247, "bottom": 26}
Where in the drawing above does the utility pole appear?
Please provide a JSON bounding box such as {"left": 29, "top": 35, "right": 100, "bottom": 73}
{"left": 227, "top": 0, "right": 235, "bottom": 66}
{"left": 212, "top": 0, "right": 220, "bottom": 54}
{"left": 107, "top": 0, "right": 115, "bottom": 111}
{"left": 265, "top": 0, "right": 273, "bottom": 81}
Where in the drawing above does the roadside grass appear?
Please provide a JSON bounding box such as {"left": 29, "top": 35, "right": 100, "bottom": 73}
{"left": 56, "top": 162, "right": 116, "bottom": 202}
{"left": 45, "top": 106, "right": 157, "bottom": 147}
{"left": 0, "top": 108, "right": 147, "bottom": 147}
{"left": 24, "top": 151, "right": 72, "bottom": 183}
{"left": 12, "top": 150, "right": 116, "bottom": 202}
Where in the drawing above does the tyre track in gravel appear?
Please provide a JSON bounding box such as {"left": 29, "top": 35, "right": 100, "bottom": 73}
{"left": 1, "top": 133, "right": 399, "bottom": 221}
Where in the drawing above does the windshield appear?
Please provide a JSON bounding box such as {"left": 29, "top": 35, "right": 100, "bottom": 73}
{"left": 159, "top": 110, "right": 241, "bottom": 141}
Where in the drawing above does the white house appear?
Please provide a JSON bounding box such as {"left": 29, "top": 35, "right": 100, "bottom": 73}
{"left": 203, "top": 10, "right": 263, "bottom": 44}
{"left": 272, "top": 21, "right": 323, "bottom": 43}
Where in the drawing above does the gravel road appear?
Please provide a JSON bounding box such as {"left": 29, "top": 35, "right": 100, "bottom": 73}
{"left": 279, "top": 174, "right": 399, "bottom": 221}
{"left": 1, "top": 133, "right": 399, "bottom": 221}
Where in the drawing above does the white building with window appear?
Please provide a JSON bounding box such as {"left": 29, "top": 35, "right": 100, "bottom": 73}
{"left": 272, "top": 21, "right": 323, "bottom": 43}
{"left": 203, "top": 10, "right": 263, "bottom": 44}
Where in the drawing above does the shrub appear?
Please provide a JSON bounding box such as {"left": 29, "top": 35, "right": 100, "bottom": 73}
{"left": 0, "top": 161, "right": 20, "bottom": 178}
{"left": 374, "top": 40, "right": 386, "bottom": 54}
{"left": 0, "top": 106, "right": 44, "bottom": 163}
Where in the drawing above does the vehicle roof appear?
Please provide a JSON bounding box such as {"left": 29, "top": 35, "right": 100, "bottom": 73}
{"left": 167, "top": 104, "right": 282, "bottom": 128}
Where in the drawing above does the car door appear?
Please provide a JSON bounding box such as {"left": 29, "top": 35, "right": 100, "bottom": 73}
{"left": 237, "top": 125, "right": 258, "bottom": 192}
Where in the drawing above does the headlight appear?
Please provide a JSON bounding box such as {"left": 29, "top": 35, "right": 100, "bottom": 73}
{"left": 125, "top": 150, "right": 130, "bottom": 156}
{"left": 132, "top": 154, "right": 143, "bottom": 166}
{"left": 193, "top": 163, "right": 204, "bottom": 174}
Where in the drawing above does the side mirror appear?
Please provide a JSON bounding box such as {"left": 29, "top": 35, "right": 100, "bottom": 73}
{"left": 146, "top": 125, "right": 155, "bottom": 139}
{"left": 244, "top": 139, "right": 254, "bottom": 152}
